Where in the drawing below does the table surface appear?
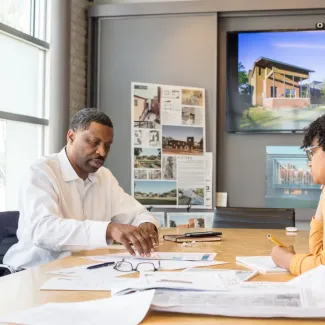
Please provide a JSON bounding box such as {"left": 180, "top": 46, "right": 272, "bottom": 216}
{"left": 0, "top": 227, "right": 322, "bottom": 324}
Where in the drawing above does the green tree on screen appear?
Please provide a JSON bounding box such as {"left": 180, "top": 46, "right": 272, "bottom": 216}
{"left": 238, "top": 62, "right": 250, "bottom": 94}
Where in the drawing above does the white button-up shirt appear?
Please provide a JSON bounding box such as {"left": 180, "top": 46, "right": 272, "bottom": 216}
{"left": 4, "top": 148, "right": 159, "bottom": 270}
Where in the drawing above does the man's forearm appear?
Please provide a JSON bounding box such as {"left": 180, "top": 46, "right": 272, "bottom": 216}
{"left": 31, "top": 216, "right": 109, "bottom": 251}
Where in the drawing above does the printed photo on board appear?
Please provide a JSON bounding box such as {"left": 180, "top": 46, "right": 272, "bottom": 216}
{"left": 151, "top": 212, "right": 166, "bottom": 227}
{"left": 162, "top": 156, "right": 176, "bottom": 180}
{"left": 134, "top": 148, "right": 161, "bottom": 169}
{"left": 149, "top": 130, "right": 160, "bottom": 147}
{"left": 148, "top": 169, "right": 161, "bottom": 180}
{"left": 182, "top": 107, "right": 203, "bottom": 126}
{"left": 134, "top": 180, "right": 177, "bottom": 206}
{"left": 133, "top": 84, "right": 161, "bottom": 129}
{"left": 167, "top": 213, "right": 205, "bottom": 228}
{"left": 178, "top": 188, "right": 204, "bottom": 206}
{"left": 134, "top": 170, "right": 147, "bottom": 180}
{"left": 162, "top": 125, "right": 204, "bottom": 156}
{"left": 134, "top": 129, "right": 143, "bottom": 146}
{"left": 181, "top": 89, "right": 204, "bottom": 106}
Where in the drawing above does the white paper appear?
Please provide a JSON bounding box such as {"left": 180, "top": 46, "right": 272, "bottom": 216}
{"left": 112, "top": 272, "right": 228, "bottom": 296}
{"left": 47, "top": 261, "right": 135, "bottom": 277}
{"left": 152, "top": 288, "right": 301, "bottom": 308}
{"left": 204, "top": 153, "right": 213, "bottom": 208}
{"left": 141, "top": 271, "right": 237, "bottom": 289}
{"left": 111, "top": 252, "right": 217, "bottom": 261}
{"left": 289, "top": 265, "right": 325, "bottom": 288}
{"left": 177, "top": 156, "right": 206, "bottom": 207}
{"left": 289, "top": 265, "right": 325, "bottom": 308}
{"left": 0, "top": 290, "right": 154, "bottom": 325}
{"left": 40, "top": 276, "right": 134, "bottom": 291}
{"left": 183, "top": 268, "right": 258, "bottom": 282}
{"left": 151, "top": 289, "right": 325, "bottom": 318}
{"left": 236, "top": 256, "right": 288, "bottom": 273}
{"left": 83, "top": 255, "right": 225, "bottom": 271}
{"left": 236, "top": 281, "right": 293, "bottom": 290}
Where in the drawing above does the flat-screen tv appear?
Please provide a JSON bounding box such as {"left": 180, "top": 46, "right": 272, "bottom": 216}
{"left": 226, "top": 30, "right": 325, "bottom": 133}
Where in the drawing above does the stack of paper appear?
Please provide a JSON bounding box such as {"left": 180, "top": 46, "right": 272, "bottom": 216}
{"left": 182, "top": 268, "right": 259, "bottom": 282}
{"left": 150, "top": 288, "right": 325, "bottom": 318}
{"left": 41, "top": 253, "right": 228, "bottom": 292}
{"left": 41, "top": 276, "right": 135, "bottom": 291}
{"left": 148, "top": 266, "right": 325, "bottom": 318}
{"left": 236, "top": 256, "right": 288, "bottom": 273}
{"left": 150, "top": 266, "right": 325, "bottom": 319}
{"left": 42, "top": 262, "right": 136, "bottom": 292}
{"left": 0, "top": 290, "right": 154, "bottom": 325}
{"left": 111, "top": 268, "right": 260, "bottom": 296}
{"left": 112, "top": 272, "right": 229, "bottom": 296}
{"left": 47, "top": 263, "right": 135, "bottom": 277}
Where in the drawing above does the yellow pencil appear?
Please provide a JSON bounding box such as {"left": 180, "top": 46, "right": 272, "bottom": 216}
{"left": 267, "top": 234, "right": 286, "bottom": 247}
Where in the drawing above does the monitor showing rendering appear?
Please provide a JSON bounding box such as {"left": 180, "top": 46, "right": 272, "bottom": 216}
{"left": 227, "top": 30, "right": 325, "bottom": 132}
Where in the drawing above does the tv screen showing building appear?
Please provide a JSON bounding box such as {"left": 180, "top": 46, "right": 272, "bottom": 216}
{"left": 265, "top": 146, "right": 321, "bottom": 209}
{"left": 227, "top": 30, "right": 325, "bottom": 132}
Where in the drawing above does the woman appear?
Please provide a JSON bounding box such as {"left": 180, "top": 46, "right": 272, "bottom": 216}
{"left": 271, "top": 114, "right": 325, "bottom": 275}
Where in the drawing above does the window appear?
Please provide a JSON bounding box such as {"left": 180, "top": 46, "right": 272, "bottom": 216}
{"left": 285, "top": 89, "right": 295, "bottom": 98}
{"left": 134, "top": 99, "right": 138, "bottom": 106}
{"left": 0, "top": 0, "right": 49, "bottom": 41}
{"left": 258, "top": 67, "right": 262, "bottom": 76}
{"left": 271, "top": 86, "right": 277, "bottom": 98}
{"left": 0, "top": 0, "right": 31, "bottom": 35}
{"left": 0, "top": 0, "right": 49, "bottom": 211}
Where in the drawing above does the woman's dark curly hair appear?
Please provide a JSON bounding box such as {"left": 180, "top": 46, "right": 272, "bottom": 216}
{"left": 301, "top": 114, "right": 325, "bottom": 150}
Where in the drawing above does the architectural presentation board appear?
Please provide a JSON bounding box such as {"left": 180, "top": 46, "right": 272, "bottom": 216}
{"left": 95, "top": 14, "right": 217, "bottom": 206}
{"left": 151, "top": 212, "right": 166, "bottom": 228}
{"left": 131, "top": 82, "right": 212, "bottom": 208}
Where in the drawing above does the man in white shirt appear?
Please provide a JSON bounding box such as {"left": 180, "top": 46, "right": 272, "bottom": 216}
{"left": 4, "top": 108, "right": 160, "bottom": 270}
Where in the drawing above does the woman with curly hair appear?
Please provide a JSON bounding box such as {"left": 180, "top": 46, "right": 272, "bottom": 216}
{"left": 271, "top": 114, "right": 325, "bottom": 275}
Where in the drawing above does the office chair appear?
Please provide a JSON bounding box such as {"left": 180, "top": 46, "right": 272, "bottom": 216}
{"left": 212, "top": 207, "right": 295, "bottom": 229}
{"left": 0, "top": 211, "right": 19, "bottom": 277}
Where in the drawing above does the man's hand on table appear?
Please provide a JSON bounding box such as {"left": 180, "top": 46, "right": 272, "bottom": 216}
{"left": 271, "top": 245, "right": 295, "bottom": 270}
{"left": 138, "top": 222, "right": 159, "bottom": 247}
{"left": 106, "top": 222, "right": 158, "bottom": 257}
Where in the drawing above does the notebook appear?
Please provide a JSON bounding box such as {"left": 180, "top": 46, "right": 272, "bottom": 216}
{"left": 236, "top": 256, "right": 288, "bottom": 273}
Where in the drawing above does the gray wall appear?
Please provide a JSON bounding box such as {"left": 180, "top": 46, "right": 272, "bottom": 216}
{"left": 89, "top": 1, "right": 325, "bottom": 220}
{"left": 97, "top": 14, "right": 217, "bottom": 196}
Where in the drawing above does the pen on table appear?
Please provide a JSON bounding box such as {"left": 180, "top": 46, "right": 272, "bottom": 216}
{"left": 86, "top": 262, "right": 115, "bottom": 270}
{"left": 267, "top": 234, "right": 286, "bottom": 247}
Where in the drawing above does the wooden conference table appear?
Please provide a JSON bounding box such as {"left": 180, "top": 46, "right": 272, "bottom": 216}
{"left": 0, "top": 227, "right": 322, "bottom": 324}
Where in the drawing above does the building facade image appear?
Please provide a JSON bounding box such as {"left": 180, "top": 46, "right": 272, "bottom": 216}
{"left": 167, "top": 136, "right": 194, "bottom": 150}
{"left": 248, "top": 57, "right": 313, "bottom": 109}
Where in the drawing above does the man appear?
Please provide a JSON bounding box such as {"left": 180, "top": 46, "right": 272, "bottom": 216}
{"left": 271, "top": 114, "right": 325, "bottom": 275}
{"left": 4, "top": 108, "right": 160, "bottom": 270}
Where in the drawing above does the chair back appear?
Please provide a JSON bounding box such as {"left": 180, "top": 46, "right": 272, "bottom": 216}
{"left": 0, "top": 211, "right": 19, "bottom": 264}
{"left": 212, "top": 207, "right": 295, "bottom": 229}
